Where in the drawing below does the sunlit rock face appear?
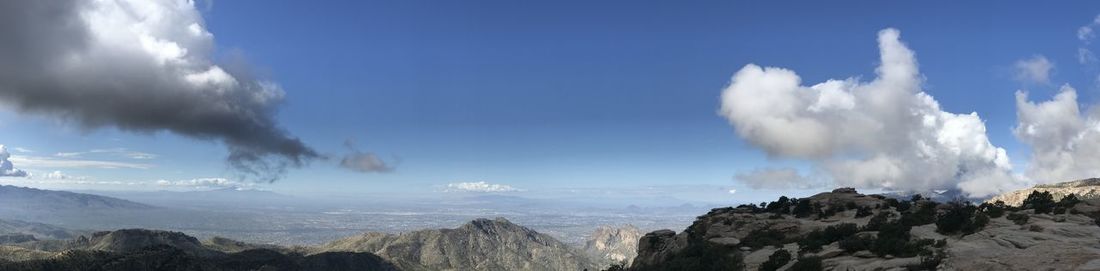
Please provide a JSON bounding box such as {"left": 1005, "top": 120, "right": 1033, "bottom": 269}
{"left": 988, "top": 178, "right": 1100, "bottom": 206}
{"left": 584, "top": 224, "right": 643, "bottom": 266}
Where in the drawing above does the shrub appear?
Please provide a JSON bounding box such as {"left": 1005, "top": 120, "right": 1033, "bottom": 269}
{"left": 936, "top": 200, "right": 988, "bottom": 235}
{"left": 1022, "top": 191, "right": 1055, "bottom": 214}
{"left": 1006, "top": 213, "right": 1029, "bottom": 225}
{"left": 765, "top": 196, "right": 791, "bottom": 214}
{"left": 601, "top": 263, "right": 625, "bottom": 271}
{"left": 845, "top": 201, "right": 858, "bottom": 210}
{"left": 913, "top": 249, "right": 945, "bottom": 270}
{"left": 838, "top": 235, "right": 871, "bottom": 253}
{"left": 978, "top": 201, "right": 1006, "bottom": 218}
{"left": 1059, "top": 194, "right": 1081, "bottom": 207}
{"left": 901, "top": 201, "right": 936, "bottom": 226}
{"left": 759, "top": 249, "right": 792, "bottom": 271}
{"left": 740, "top": 228, "right": 786, "bottom": 249}
{"left": 793, "top": 199, "right": 815, "bottom": 218}
{"left": 1028, "top": 224, "right": 1044, "bottom": 232}
{"left": 798, "top": 223, "right": 859, "bottom": 253}
{"left": 855, "top": 206, "right": 874, "bottom": 218}
{"left": 863, "top": 211, "right": 892, "bottom": 231}
{"left": 789, "top": 256, "right": 823, "bottom": 271}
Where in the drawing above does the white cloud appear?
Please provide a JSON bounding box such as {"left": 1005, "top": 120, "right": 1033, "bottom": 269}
{"left": 0, "top": 145, "right": 28, "bottom": 177}
{"left": 9, "top": 155, "right": 152, "bottom": 169}
{"left": 54, "top": 148, "right": 157, "bottom": 160}
{"left": 734, "top": 168, "right": 822, "bottom": 190}
{"left": 1078, "top": 15, "right": 1100, "bottom": 64}
{"left": 719, "top": 28, "right": 1020, "bottom": 197}
{"left": 1014, "top": 55, "right": 1054, "bottom": 83}
{"left": 727, "top": 189, "right": 737, "bottom": 195}
{"left": 445, "top": 181, "right": 523, "bottom": 193}
{"left": 155, "top": 177, "right": 255, "bottom": 190}
{"left": 1014, "top": 86, "right": 1100, "bottom": 183}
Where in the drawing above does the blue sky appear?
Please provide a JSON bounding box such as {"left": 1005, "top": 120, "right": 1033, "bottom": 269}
{"left": 4, "top": 1, "right": 1100, "bottom": 204}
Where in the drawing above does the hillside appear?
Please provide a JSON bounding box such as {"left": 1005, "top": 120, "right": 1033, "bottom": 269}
{"left": 0, "top": 229, "right": 398, "bottom": 271}
{"left": 0, "top": 218, "right": 83, "bottom": 241}
{"left": 987, "top": 178, "right": 1100, "bottom": 206}
{"left": 0, "top": 185, "right": 153, "bottom": 212}
{"left": 321, "top": 217, "right": 601, "bottom": 271}
{"left": 584, "top": 224, "right": 642, "bottom": 266}
{"left": 630, "top": 186, "right": 1100, "bottom": 270}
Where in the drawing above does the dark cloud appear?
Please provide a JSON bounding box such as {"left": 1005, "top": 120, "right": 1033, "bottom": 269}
{"left": 0, "top": 0, "right": 317, "bottom": 181}
{"left": 339, "top": 140, "right": 395, "bottom": 173}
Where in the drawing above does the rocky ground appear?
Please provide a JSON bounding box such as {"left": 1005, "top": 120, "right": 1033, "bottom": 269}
{"left": 630, "top": 184, "right": 1100, "bottom": 271}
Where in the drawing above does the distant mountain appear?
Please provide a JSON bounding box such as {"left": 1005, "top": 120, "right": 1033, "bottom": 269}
{"left": 0, "top": 185, "right": 153, "bottom": 212}
{"left": 0, "top": 219, "right": 83, "bottom": 241}
{"left": 583, "top": 224, "right": 642, "bottom": 266}
{"left": 81, "top": 188, "right": 299, "bottom": 210}
{"left": 988, "top": 178, "right": 1100, "bottom": 206}
{"left": 321, "top": 217, "right": 602, "bottom": 271}
{"left": 0, "top": 229, "right": 399, "bottom": 271}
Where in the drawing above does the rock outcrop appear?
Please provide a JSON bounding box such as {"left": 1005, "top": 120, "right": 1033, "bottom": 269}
{"left": 988, "top": 178, "right": 1100, "bottom": 206}
{"left": 630, "top": 186, "right": 1100, "bottom": 271}
{"left": 583, "top": 224, "right": 643, "bottom": 266}
{"left": 321, "top": 217, "right": 601, "bottom": 271}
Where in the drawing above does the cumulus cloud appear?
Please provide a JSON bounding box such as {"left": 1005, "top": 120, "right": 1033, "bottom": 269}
{"left": 719, "top": 28, "right": 1020, "bottom": 197}
{"left": 1014, "top": 55, "right": 1054, "bottom": 83}
{"left": 8, "top": 155, "right": 151, "bottom": 169}
{"left": 338, "top": 140, "right": 395, "bottom": 173}
{"left": 1078, "top": 15, "right": 1100, "bottom": 64}
{"left": 156, "top": 177, "right": 256, "bottom": 190}
{"left": 445, "top": 181, "right": 522, "bottom": 193}
{"left": 0, "top": 0, "right": 316, "bottom": 181}
{"left": 54, "top": 148, "right": 157, "bottom": 160}
{"left": 0, "top": 145, "right": 28, "bottom": 177}
{"left": 734, "top": 168, "right": 822, "bottom": 190}
{"left": 1014, "top": 86, "right": 1100, "bottom": 183}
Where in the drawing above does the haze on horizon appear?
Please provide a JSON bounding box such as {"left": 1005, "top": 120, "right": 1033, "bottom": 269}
{"left": 3, "top": 0, "right": 1100, "bottom": 206}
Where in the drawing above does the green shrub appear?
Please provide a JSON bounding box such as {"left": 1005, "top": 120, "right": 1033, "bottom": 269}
{"left": 1022, "top": 191, "right": 1055, "bottom": 214}
{"left": 1006, "top": 213, "right": 1029, "bottom": 225}
{"left": 863, "top": 211, "right": 892, "bottom": 231}
{"left": 935, "top": 200, "right": 987, "bottom": 235}
{"left": 798, "top": 223, "right": 858, "bottom": 253}
{"left": 788, "top": 256, "right": 823, "bottom": 271}
{"left": 978, "top": 201, "right": 1006, "bottom": 218}
{"left": 793, "top": 199, "right": 815, "bottom": 218}
{"left": 759, "top": 249, "right": 792, "bottom": 271}
{"left": 740, "top": 228, "right": 786, "bottom": 249}
{"left": 855, "top": 206, "right": 874, "bottom": 218}
{"left": 838, "top": 235, "right": 871, "bottom": 253}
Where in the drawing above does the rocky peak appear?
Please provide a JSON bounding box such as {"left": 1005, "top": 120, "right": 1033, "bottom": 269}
{"left": 584, "top": 224, "right": 643, "bottom": 266}
{"left": 321, "top": 218, "right": 601, "bottom": 271}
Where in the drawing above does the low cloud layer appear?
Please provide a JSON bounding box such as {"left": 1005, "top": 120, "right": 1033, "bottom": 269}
{"left": 156, "top": 177, "right": 256, "bottom": 190}
{"left": 0, "top": 145, "right": 28, "bottom": 177}
{"left": 445, "top": 181, "right": 522, "bottom": 193}
{"left": 721, "top": 29, "right": 1019, "bottom": 197}
{"left": 0, "top": 0, "right": 316, "bottom": 181}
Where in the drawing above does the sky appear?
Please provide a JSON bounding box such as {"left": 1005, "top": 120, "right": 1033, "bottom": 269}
{"left": 3, "top": 1, "right": 1100, "bottom": 205}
